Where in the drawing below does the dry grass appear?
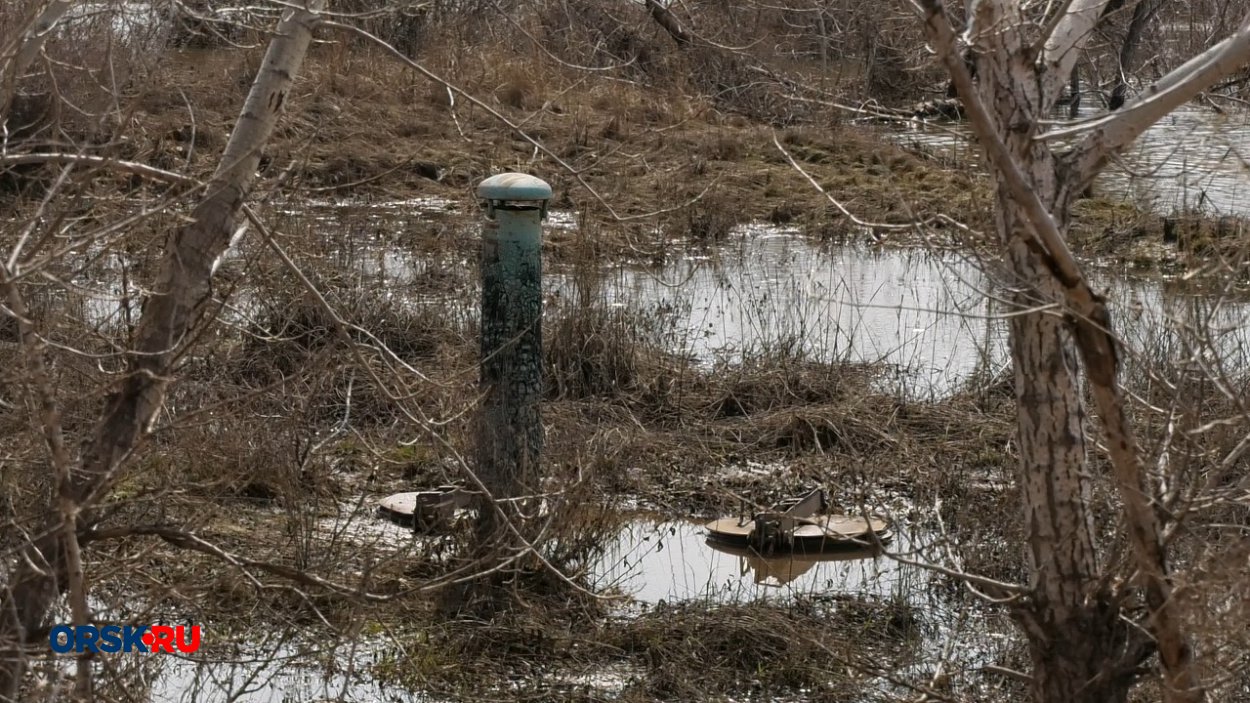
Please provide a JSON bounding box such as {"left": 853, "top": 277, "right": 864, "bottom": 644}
{"left": 367, "top": 591, "right": 922, "bottom": 701}
{"left": 6, "top": 4, "right": 1250, "bottom": 700}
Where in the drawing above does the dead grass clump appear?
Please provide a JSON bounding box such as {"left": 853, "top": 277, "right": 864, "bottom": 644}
{"left": 682, "top": 49, "right": 802, "bottom": 126}
{"left": 494, "top": 63, "right": 541, "bottom": 111}
{"left": 228, "top": 280, "right": 472, "bottom": 427}
{"left": 545, "top": 302, "right": 644, "bottom": 400}
{"left": 612, "top": 599, "right": 919, "bottom": 699}
{"left": 374, "top": 564, "right": 620, "bottom": 693}
{"left": 543, "top": 0, "right": 664, "bottom": 77}
{"left": 165, "top": 3, "right": 257, "bottom": 49}
{"left": 863, "top": 36, "right": 924, "bottom": 104}
{"left": 544, "top": 299, "right": 688, "bottom": 405}
{"left": 1162, "top": 209, "right": 1250, "bottom": 257}
{"left": 239, "top": 283, "right": 458, "bottom": 381}
{"left": 707, "top": 349, "right": 875, "bottom": 417}
{"left": 680, "top": 190, "right": 744, "bottom": 242}
{"left": 1182, "top": 538, "right": 1250, "bottom": 697}
{"left": 757, "top": 406, "right": 901, "bottom": 455}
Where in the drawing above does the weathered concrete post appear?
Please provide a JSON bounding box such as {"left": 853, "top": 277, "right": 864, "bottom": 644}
{"left": 475, "top": 173, "right": 550, "bottom": 537}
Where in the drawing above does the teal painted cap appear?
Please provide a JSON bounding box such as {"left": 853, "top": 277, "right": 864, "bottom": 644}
{"left": 477, "top": 173, "right": 552, "bottom": 202}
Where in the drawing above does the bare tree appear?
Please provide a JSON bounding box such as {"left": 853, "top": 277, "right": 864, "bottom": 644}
{"left": 0, "top": 1, "right": 326, "bottom": 698}
{"left": 644, "top": 0, "right": 691, "bottom": 47}
{"left": 912, "top": 1, "right": 1250, "bottom": 702}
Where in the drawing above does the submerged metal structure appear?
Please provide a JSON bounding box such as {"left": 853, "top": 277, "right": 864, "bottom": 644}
{"left": 704, "top": 489, "right": 891, "bottom": 555}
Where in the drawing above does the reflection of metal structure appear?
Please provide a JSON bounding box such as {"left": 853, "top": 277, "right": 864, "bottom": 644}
{"left": 376, "top": 486, "right": 474, "bottom": 531}
{"left": 704, "top": 540, "right": 883, "bottom": 586}
{"left": 704, "top": 489, "right": 891, "bottom": 555}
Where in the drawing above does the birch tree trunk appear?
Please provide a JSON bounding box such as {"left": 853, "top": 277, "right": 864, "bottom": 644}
{"left": 916, "top": 1, "right": 1250, "bottom": 701}
{"left": 0, "top": 2, "right": 325, "bottom": 698}
{"left": 0, "top": 0, "right": 74, "bottom": 119}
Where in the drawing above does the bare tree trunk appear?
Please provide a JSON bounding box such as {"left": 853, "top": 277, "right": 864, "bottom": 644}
{"left": 916, "top": 0, "right": 1250, "bottom": 700}
{"left": 998, "top": 187, "right": 1146, "bottom": 703}
{"left": 645, "top": 0, "right": 690, "bottom": 47}
{"left": 0, "top": 3, "right": 325, "bottom": 698}
{"left": 1069, "top": 65, "right": 1081, "bottom": 118}
{"left": 1110, "top": 0, "right": 1164, "bottom": 109}
{"left": 988, "top": 99, "right": 1136, "bottom": 703}
{"left": 953, "top": 13, "right": 1110, "bottom": 685}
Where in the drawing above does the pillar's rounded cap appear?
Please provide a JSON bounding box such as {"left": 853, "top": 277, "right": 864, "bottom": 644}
{"left": 477, "top": 173, "right": 552, "bottom": 202}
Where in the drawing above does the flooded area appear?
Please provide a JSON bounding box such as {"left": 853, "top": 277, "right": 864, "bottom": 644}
{"left": 896, "top": 104, "right": 1250, "bottom": 215}
{"left": 66, "top": 214, "right": 1250, "bottom": 400}
{"left": 29, "top": 92, "right": 1250, "bottom": 703}
{"left": 591, "top": 519, "right": 917, "bottom": 605}
{"left": 16, "top": 2, "right": 1250, "bottom": 700}
{"left": 596, "top": 227, "right": 1004, "bottom": 398}
{"left": 592, "top": 518, "right": 1013, "bottom": 672}
{"left": 134, "top": 511, "right": 1011, "bottom": 702}
{"left": 152, "top": 643, "right": 423, "bottom": 703}
{"left": 62, "top": 103, "right": 1250, "bottom": 402}
{"left": 48, "top": 223, "right": 1250, "bottom": 701}
{"left": 590, "top": 228, "right": 1250, "bottom": 397}
{"left": 69, "top": 209, "right": 1237, "bottom": 700}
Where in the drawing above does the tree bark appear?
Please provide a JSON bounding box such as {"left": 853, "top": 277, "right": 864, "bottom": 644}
{"left": 0, "top": 3, "right": 325, "bottom": 699}
{"left": 921, "top": 1, "right": 1221, "bottom": 700}
{"left": 983, "top": 68, "right": 1131, "bottom": 703}
{"left": 1068, "top": 65, "right": 1081, "bottom": 118}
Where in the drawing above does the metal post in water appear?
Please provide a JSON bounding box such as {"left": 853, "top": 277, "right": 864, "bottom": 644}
{"left": 475, "top": 173, "right": 550, "bottom": 535}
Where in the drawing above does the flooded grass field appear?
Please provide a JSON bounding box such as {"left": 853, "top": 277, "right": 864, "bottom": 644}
{"left": 8, "top": 14, "right": 1250, "bottom": 695}
{"left": 50, "top": 204, "right": 1235, "bottom": 701}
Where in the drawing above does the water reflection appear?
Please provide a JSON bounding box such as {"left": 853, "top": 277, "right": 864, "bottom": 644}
{"left": 595, "top": 229, "right": 1250, "bottom": 398}
{"left": 597, "top": 228, "right": 1007, "bottom": 398}
{"left": 703, "top": 540, "right": 885, "bottom": 588}
{"left": 591, "top": 519, "right": 1015, "bottom": 682}
{"left": 895, "top": 105, "right": 1250, "bottom": 215}
{"left": 62, "top": 220, "right": 1250, "bottom": 401}
{"left": 150, "top": 638, "right": 428, "bottom": 703}
{"left": 591, "top": 520, "right": 921, "bottom": 604}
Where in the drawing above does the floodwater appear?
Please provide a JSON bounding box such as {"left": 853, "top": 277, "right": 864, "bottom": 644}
{"left": 137, "top": 513, "right": 1009, "bottom": 702}
{"left": 105, "top": 223, "right": 1243, "bottom": 697}
{"left": 38, "top": 95, "right": 1250, "bottom": 703}
{"left": 590, "top": 229, "right": 1250, "bottom": 398}
{"left": 71, "top": 215, "right": 1250, "bottom": 401}
{"left": 895, "top": 104, "right": 1250, "bottom": 216}
{"left": 591, "top": 519, "right": 918, "bottom": 605}
{"left": 591, "top": 518, "right": 1014, "bottom": 685}
{"left": 150, "top": 641, "right": 426, "bottom": 703}
{"left": 596, "top": 227, "right": 1004, "bottom": 397}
